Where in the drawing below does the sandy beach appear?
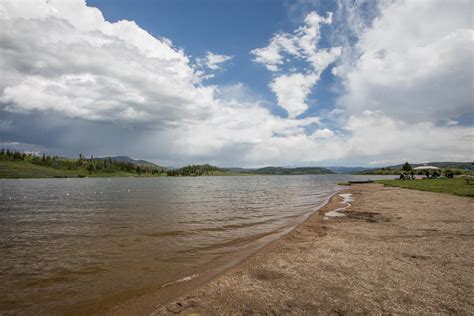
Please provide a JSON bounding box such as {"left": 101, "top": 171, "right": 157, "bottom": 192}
{"left": 145, "top": 184, "right": 474, "bottom": 315}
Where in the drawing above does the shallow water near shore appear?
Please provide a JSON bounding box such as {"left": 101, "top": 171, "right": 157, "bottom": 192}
{"left": 0, "top": 174, "right": 392, "bottom": 314}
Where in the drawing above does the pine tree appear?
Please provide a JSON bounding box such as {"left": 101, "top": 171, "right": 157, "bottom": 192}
{"left": 402, "top": 162, "right": 412, "bottom": 172}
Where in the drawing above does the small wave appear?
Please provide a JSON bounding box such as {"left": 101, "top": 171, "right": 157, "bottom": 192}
{"left": 61, "top": 266, "right": 110, "bottom": 276}
{"left": 177, "top": 220, "right": 202, "bottom": 224}
{"left": 292, "top": 202, "right": 318, "bottom": 207}
{"left": 222, "top": 218, "right": 276, "bottom": 229}
{"left": 160, "top": 273, "right": 199, "bottom": 288}
{"left": 152, "top": 218, "right": 279, "bottom": 237}
{"left": 20, "top": 275, "right": 72, "bottom": 289}
{"left": 176, "top": 230, "right": 276, "bottom": 255}
{"left": 207, "top": 215, "right": 249, "bottom": 223}
{"left": 144, "top": 230, "right": 195, "bottom": 238}
{"left": 196, "top": 218, "right": 277, "bottom": 233}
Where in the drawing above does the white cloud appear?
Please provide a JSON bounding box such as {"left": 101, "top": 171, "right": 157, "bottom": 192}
{"left": 269, "top": 73, "right": 318, "bottom": 118}
{"left": 294, "top": 12, "right": 341, "bottom": 72}
{"left": 368, "top": 160, "right": 395, "bottom": 166}
{"left": 252, "top": 11, "right": 342, "bottom": 118}
{"left": 312, "top": 128, "right": 334, "bottom": 139}
{"left": 251, "top": 11, "right": 340, "bottom": 73}
{"left": 445, "top": 120, "right": 458, "bottom": 126}
{"left": 0, "top": 0, "right": 329, "bottom": 166}
{"left": 251, "top": 34, "right": 298, "bottom": 72}
{"left": 196, "top": 51, "right": 232, "bottom": 71}
{"left": 0, "top": 0, "right": 214, "bottom": 125}
{"left": 0, "top": 141, "right": 43, "bottom": 154}
{"left": 342, "top": 111, "right": 474, "bottom": 163}
{"left": 335, "top": 0, "right": 474, "bottom": 123}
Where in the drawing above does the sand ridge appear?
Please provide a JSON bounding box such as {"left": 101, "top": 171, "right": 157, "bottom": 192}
{"left": 151, "top": 184, "right": 474, "bottom": 315}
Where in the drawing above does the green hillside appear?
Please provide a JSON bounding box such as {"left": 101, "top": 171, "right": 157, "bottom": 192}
{"left": 0, "top": 149, "right": 165, "bottom": 179}
{"left": 231, "top": 166, "right": 334, "bottom": 175}
{"left": 0, "top": 160, "right": 141, "bottom": 178}
{"left": 377, "top": 178, "right": 474, "bottom": 197}
{"left": 166, "top": 164, "right": 239, "bottom": 176}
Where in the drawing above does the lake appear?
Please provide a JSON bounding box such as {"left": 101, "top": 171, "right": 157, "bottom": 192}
{"left": 0, "top": 175, "right": 392, "bottom": 314}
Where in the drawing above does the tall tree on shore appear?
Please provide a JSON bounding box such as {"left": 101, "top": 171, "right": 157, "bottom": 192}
{"left": 402, "top": 162, "right": 413, "bottom": 172}
{"left": 88, "top": 162, "right": 96, "bottom": 174}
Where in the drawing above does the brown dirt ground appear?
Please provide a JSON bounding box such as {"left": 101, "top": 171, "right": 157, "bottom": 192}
{"left": 150, "top": 184, "right": 474, "bottom": 315}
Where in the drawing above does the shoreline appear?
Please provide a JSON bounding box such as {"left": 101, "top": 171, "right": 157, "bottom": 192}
{"left": 149, "top": 184, "right": 473, "bottom": 314}
{"left": 102, "top": 188, "right": 344, "bottom": 315}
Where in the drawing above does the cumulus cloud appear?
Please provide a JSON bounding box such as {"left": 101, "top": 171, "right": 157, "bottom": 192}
{"left": 342, "top": 111, "right": 473, "bottom": 163}
{"left": 0, "top": 0, "right": 214, "bottom": 125}
{"left": 334, "top": 0, "right": 474, "bottom": 123}
{"left": 0, "top": 0, "right": 472, "bottom": 167}
{"left": 252, "top": 11, "right": 342, "bottom": 118}
{"left": 0, "top": 0, "right": 326, "bottom": 166}
{"left": 196, "top": 51, "right": 232, "bottom": 71}
{"left": 326, "top": 0, "right": 473, "bottom": 165}
{"left": 312, "top": 128, "right": 335, "bottom": 139}
{"left": 251, "top": 12, "right": 340, "bottom": 73}
{"left": 269, "top": 73, "right": 318, "bottom": 118}
{"left": 251, "top": 33, "right": 297, "bottom": 72}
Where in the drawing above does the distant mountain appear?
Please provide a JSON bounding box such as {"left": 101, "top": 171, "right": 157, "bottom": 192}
{"left": 326, "top": 166, "right": 374, "bottom": 174}
{"left": 227, "top": 167, "right": 254, "bottom": 173}
{"left": 97, "top": 156, "right": 165, "bottom": 169}
{"left": 229, "top": 166, "right": 334, "bottom": 175}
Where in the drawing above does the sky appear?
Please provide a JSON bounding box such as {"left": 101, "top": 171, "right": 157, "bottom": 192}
{"left": 0, "top": 0, "right": 473, "bottom": 167}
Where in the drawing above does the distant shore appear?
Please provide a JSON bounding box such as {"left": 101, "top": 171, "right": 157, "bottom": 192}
{"left": 135, "top": 184, "right": 474, "bottom": 315}
{"left": 0, "top": 159, "right": 335, "bottom": 179}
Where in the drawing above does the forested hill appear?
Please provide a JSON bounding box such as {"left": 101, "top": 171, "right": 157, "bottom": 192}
{"left": 167, "top": 165, "right": 334, "bottom": 176}
{"left": 96, "top": 156, "right": 162, "bottom": 169}
{"left": 229, "top": 166, "right": 334, "bottom": 175}
{"left": 166, "top": 164, "right": 230, "bottom": 176}
{"left": 253, "top": 167, "right": 334, "bottom": 175}
{"left": 0, "top": 149, "right": 165, "bottom": 178}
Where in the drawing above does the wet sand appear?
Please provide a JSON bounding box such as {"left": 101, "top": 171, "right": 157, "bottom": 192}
{"left": 148, "top": 184, "right": 474, "bottom": 315}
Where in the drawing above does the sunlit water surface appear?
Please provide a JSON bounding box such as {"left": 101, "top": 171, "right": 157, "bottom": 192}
{"left": 0, "top": 175, "right": 392, "bottom": 314}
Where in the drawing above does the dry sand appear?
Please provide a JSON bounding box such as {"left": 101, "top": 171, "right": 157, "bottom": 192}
{"left": 149, "top": 184, "right": 474, "bottom": 315}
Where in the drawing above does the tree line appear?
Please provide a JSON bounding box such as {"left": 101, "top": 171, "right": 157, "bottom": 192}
{"left": 166, "top": 164, "right": 224, "bottom": 176}
{"left": 0, "top": 149, "right": 163, "bottom": 175}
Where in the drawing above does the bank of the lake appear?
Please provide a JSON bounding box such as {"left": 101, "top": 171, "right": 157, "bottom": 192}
{"left": 150, "top": 184, "right": 474, "bottom": 315}
{"left": 377, "top": 177, "right": 474, "bottom": 197}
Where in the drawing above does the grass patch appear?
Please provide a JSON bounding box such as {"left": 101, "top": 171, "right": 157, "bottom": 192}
{"left": 0, "top": 160, "right": 238, "bottom": 179}
{"left": 376, "top": 178, "right": 474, "bottom": 197}
{"left": 205, "top": 170, "right": 252, "bottom": 176}
{"left": 0, "top": 160, "right": 152, "bottom": 179}
{"left": 337, "top": 182, "right": 351, "bottom": 186}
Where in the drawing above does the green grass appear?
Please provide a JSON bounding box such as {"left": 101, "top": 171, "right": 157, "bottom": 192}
{"left": 376, "top": 178, "right": 474, "bottom": 197}
{"left": 0, "top": 160, "right": 156, "bottom": 179}
{"left": 0, "top": 160, "right": 240, "bottom": 179}
{"left": 205, "top": 170, "right": 251, "bottom": 176}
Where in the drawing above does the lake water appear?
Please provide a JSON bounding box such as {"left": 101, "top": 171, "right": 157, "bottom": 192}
{"left": 0, "top": 175, "right": 392, "bottom": 314}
